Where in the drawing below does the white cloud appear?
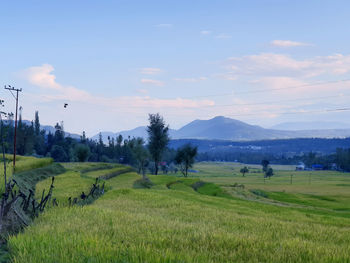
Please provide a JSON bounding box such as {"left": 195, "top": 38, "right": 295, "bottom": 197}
{"left": 140, "top": 78, "right": 164, "bottom": 86}
{"left": 21, "top": 64, "right": 61, "bottom": 90}
{"left": 226, "top": 53, "right": 350, "bottom": 78}
{"left": 20, "top": 64, "right": 214, "bottom": 110}
{"left": 200, "top": 30, "right": 212, "bottom": 35}
{"left": 173, "top": 77, "right": 207, "bottom": 82}
{"left": 271, "top": 40, "right": 313, "bottom": 47}
{"left": 21, "top": 64, "right": 92, "bottom": 101}
{"left": 140, "top": 67, "right": 162, "bottom": 75}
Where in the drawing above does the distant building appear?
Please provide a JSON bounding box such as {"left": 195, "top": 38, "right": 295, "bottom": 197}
{"left": 312, "top": 164, "right": 324, "bottom": 170}
{"left": 331, "top": 163, "right": 338, "bottom": 170}
{"left": 296, "top": 162, "right": 305, "bottom": 171}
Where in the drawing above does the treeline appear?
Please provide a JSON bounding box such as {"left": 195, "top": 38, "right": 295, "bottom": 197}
{"left": 170, "top": 138, "right": 350, "bottom": 155}
{"left": 196, "top": 149, "right": 350, "bottom": 171}
{"left": 1, "top": 112, "right": 198, "bottom": 176}
{"left": 301, "top": 149, "right": 350, "bottom": 171}
{"left": 0, "top": 111, "right": 163, "bottom": 164}
{"left": 2, "top": 111, "right": 349, "bottom": 172}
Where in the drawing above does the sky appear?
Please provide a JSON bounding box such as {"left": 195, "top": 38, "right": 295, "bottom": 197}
{"left": 1, "top": 0, "right": 350, "bottom": 136}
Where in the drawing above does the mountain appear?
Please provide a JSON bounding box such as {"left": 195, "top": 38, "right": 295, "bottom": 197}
{"left": 270, "top": 121, "right": 350, "bottom": 130}
{"left": 91, "top": 127, "right": 148, "bottom": 142}
{"left": 92, "top": 116, "right": 350, "bottom": 142}
{"left": 12, "top": 120, "right": 81, "bottom": 140}
{"left": 173, "top": 116, "right": 293, "bottom": 140}
{"left": 92, "top": 126, "right": 177, "bottom": 143}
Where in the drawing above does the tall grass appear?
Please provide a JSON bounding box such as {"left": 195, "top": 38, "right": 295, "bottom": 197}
{"left": 0, "top": 155, "right": 53, "bottom": 195}
{"left": 9, "top": 186, "right": 350, "bottom": 262}
{"left": 6, "top": 162, "right": 350, "bottom": 262}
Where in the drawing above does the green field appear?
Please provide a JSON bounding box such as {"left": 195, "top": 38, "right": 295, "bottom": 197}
{"left": 0, "top": 155, "right": 53, "bottom": 195}
{"left": 6, "top": 160, "right": 350, "bottom": 262}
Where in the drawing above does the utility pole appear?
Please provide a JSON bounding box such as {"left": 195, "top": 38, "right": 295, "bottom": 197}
{"left": 0, "top": 100, "right": 7, "bottom": 190}
{"left": 4, "top": 85, "right": 22, "bottom": 169}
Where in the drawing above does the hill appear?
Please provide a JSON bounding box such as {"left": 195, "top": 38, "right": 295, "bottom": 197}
{"left": 5, "top": 120, "right": 81, "bottom": 140}
{"left": 93, "top": 116, "right": 350, "bottom": 142}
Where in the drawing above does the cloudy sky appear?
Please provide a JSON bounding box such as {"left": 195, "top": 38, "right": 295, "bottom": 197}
{"left": 1, "top": 0, "right": 350, "bottom": 136}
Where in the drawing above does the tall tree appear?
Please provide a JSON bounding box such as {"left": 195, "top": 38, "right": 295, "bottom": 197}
{"left": 147, "top": 113, "right": 169, "bottom": 175}
{"left": 34, "top": 111, "right": 45, "bottom": 155}
{"left": 261, "top": 159, "right": 269, "bottom": 173}
{"left": 131, "top": 137, "right": 149, "bottom": 178}
{"left": 34, "top": 111, "right": 40, "bottom": 136}
{"left": 240, "top": 166, "right": 249, "bottom": 177}
{"left": 16, "top": 107, "right": 25, "bottom": 155}
{"left": 174, "top": 144, "right": 197, "bottom": 177}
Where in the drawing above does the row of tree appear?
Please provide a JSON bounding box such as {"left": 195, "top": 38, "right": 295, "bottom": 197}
{"left": 2, "top": 109, "right": 349, "bottom": 173}
{"left": 0, "top": 111, "right": 198, "bottom": 176}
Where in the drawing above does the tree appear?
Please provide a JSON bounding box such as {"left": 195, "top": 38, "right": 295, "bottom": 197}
{"left": 34, "top": 112, "right": 46, "bottom": 155}
{"left": 54, "top": 122, "right": 65, "bottom": 145}
{"left": 74, "top": 144, "right": 90, "bottom": 162}
{"left": 261, "top": 159, "right": 273, "bottom": 179}
{"left": 131, "top": 137, "right": 149, "bottom": 178}
{"left": 261, "top": 159, "right": 269, "bottom": 173}
{"left": 174, "top": 144, "right": 197, "bottom": 177}
{"left": 265, "top": 167, "right": 274, "bottom": 178}
{"left": 80, "top": 131, "right": 87, "bottom": 144}
{"left": 116, "top": 135, "right": 123, "bottom": 147}
{"left": 240, "top": 166, "right": 249, "bottom": 177}
{"left": 50, "top": 145, "right": 68, "bottom": 162}
{"left": 16, "top": 108, "right": 25, "bottom": 155}
{"left": 335, "top": 148, "right": 350, "bottom": 171}
{"left": 147, "top": 113, "right": 169, "bottom": 175}
{"left": 34, "top": 111, "right": 40, "bottom": 136}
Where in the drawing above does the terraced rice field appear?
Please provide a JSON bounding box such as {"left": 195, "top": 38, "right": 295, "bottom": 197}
{"left": 6, "top": 160, "right": 350, "bottom": 262}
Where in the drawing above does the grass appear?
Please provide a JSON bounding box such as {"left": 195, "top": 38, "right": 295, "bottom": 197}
{"left": 35, "top": 163, "right": 135, "bottom": 206}
{"left": 0, "top": 155, "right": 53, "bottom": 195}
{"left": 7, "top": 161, "right": 350, "bottom": 262}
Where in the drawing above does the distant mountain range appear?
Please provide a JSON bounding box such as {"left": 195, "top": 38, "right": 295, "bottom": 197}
{"left": 270, "top": 121, "right": 350, "bottom": 130}
{"left": 91, "top": 116, "right": 350, "bottom": 143}
{"left": 16, "top": 120, "right": 81, "bottom": 140}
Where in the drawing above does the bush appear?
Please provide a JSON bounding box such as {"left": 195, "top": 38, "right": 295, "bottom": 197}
{"left": 74, "top": 144, "right": 90, "bottom": 162}
{"left": 50, "top": 145, "right": 68, "bottom": 162}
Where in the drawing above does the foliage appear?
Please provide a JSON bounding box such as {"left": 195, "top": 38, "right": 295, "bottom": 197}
{"left": 50, "top": 145, "right": 68, "bottom": 162}
{"left": 129, "top": 138, "right": 149, "bottom": 177}
{"left": 74, "top": 144, "right": 90, "bottom": 162}
{"left": 240, "top": 166, "right": 249, "bottom": 176}
{"left": 261, "top": 159, "right": 269, "bottom": 172}
{"left": 147, "top": 113, "right": 170, "bottom": 175}
{"left": 335, "top": 148, "right": 350, "bottom": 171}
{"left": 172, "top": 138, "right": 350, "bottom": 163}
{"left": 265, "top": 167, "right": 274, "bottom": 178}
{"left": 175, "top": 144, "right": 197, "bottom": 177}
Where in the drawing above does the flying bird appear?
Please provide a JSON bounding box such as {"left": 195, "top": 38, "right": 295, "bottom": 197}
{"left": 64, "top": 103, "right": 68, "bottom": 108}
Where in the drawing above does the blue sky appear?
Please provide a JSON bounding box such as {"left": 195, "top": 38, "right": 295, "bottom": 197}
{"left": 1, "top": 0, "right": 350, "bottom": 136}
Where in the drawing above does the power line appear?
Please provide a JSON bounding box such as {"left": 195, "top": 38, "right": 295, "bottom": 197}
{"left": 204, "top": 107, "right": 350, "bottom": 118}
{"left": 198, "top": 93, "right": 350, "bottom": 108}
{"left": 161, "top": 78, "right": 350, "bottom": 100}
{"left": 115, "top": 92, "right": 349, "bottom": 110}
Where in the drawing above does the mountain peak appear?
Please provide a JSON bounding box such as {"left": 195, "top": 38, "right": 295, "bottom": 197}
{"left": 92, "top": 116, "right": 350, "bottom": 142}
